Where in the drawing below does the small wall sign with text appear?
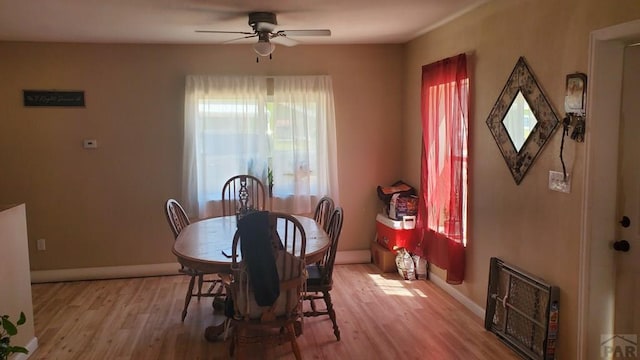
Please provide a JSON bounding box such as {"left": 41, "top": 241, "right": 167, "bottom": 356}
{"left": 23, "top": 90, "right": 85, "bottom": 107}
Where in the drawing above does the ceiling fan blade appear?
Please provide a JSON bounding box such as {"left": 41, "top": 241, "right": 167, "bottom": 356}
{"left": 277, "top": 29, "right": 331, "bottom": 37}
{"left": 195, "top": 30, "right": 255, "bottom": 35}
{"left": 271, "top": 35, "right": 299, "bottom": 47}
{"left": 222, "top": 34, "right": 258, "bottom": 43}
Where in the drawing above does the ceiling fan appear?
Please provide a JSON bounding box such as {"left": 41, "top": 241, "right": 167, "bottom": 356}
{"left": 196, "top": 12, "right": 331, "bottom": 61}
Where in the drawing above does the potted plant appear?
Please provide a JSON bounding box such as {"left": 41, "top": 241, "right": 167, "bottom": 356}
{"left": 267, "top": 167, "right": 274, "bottom": 198}
{"left": 1, "top": 312, "right": 28, "bottom": 360}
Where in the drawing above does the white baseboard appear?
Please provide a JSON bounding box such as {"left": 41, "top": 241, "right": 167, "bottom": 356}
{"left": 31, "top": 263, "right": 181, "bottom": 283}
{"left": 428, "top": 270, "right": 485, "bottom": 319}
{"left": 15, "top": 336, "right": 38, "bottom": 360}
{"left": 335, "top": 250, "right": 371, "bottom": 265}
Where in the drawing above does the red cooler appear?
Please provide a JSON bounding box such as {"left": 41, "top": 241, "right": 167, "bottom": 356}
{"left": 375, "top": 213, "right": 415, "bottom": 251}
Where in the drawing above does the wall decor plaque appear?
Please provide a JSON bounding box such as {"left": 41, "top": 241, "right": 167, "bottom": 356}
{"left": 23, "top": 90, "right": 85, "bottom": 107}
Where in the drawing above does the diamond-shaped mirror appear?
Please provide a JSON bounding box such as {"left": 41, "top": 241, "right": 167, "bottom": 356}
{"left": 502, "top": 91, "right": 538, "bottom": 152}
{"left": 486, "top": 57, "right": 559, "bottom": 185}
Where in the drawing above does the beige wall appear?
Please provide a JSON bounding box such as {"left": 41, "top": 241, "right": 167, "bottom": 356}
{"left": 0, "top": 42, "right": 404, "bottom": 270}
{"left": 402, "top": 0, "right": 640, "bottom": 359}
{"left": 3, "top": 1, "right": 640, "bottom": 359}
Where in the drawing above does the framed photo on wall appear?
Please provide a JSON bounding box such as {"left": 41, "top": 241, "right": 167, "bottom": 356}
{"left": 564, "top": 73, "right": 587, "bottom": 114}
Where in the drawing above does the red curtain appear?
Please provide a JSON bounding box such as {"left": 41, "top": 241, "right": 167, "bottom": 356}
{"left": 415, "top": 54, "right": 468, "bottom": 284}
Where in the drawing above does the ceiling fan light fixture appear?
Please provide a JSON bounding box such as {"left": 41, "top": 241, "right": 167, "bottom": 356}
{"left": 253, "top": 40, "right": 275, "bottom": 57}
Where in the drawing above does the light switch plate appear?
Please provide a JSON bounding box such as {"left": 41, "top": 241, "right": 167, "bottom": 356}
{"left": 549, "top": 171, "right": 571, "bottom": 193}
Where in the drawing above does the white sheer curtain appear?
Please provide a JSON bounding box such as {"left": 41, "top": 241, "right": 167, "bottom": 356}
{"left": 182, "top": 76, "right": 269, "bottom": 217}
{"left": 182, "top": 75, "right": 339, "bottom": 218}
{"left": 271, "top": 76, "right": 339, "bottom": 214}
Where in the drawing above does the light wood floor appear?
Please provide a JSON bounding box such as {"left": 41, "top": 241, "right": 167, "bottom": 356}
{"left": 30, "top": 264, "right": 519, "bottom": 360}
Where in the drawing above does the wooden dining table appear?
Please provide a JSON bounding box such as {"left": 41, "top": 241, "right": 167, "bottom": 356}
{"left": 173, "top": 214, "right": 329, "bottom": 343}
{"left": 172, "top": 214, "right": 330, "bottom": 274}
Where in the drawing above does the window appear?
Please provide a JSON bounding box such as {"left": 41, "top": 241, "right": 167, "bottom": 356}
{"left": 182, "top": 75, "right": 339, "bottom": 218}
{"left": 417, "top": 54, "right": 468, "bottom": 284}
{"left": 424, "top": 77, "right": 468, "bottom": 242}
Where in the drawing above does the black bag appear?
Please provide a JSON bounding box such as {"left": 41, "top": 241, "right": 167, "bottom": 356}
{"left": 376, "top": 180, "right": 416, "bottom": 205}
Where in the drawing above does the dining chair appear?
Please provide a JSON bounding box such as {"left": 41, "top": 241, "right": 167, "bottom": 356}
{"left": 304, "top": 206, "right": 344, "bottom": 341}
{"left": 164, "top": 198, "right": 223, "bottom": 321}
{"left": 221, "top": 174, "right": 267, "bottom": 216}
{"left": 223, "top": 211, "right": 307, "bottom": 360}
{"left": 313, "top": 196, "right": 335, "bottom": 232}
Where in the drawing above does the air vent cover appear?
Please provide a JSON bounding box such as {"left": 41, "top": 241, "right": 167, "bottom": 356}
{"left": 485, "top": 257, "right": 559, "bottom": 360}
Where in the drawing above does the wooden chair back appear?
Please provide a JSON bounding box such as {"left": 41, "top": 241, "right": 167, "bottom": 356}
{"left": 165, "top": 199, "right": 190, "bottom": 239}
{"left": 318, "top": 207, "right": 344, "bottom": 284}
{"left": 313, "top": 196, "right": 335, "bottom": 232}
{"left": 221, "top": 175, "right": 267, "bottom": 216}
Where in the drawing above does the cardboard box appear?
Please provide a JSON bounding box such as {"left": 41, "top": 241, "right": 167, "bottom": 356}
{"left": 371, "top": 241, "right": 397, "bottom": 273}
{"left": 375, "top": 213, "right": 415, "bottom": 251}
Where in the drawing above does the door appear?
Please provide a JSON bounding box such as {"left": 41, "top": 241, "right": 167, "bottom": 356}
{"left": 583, "top": 20, "right": 640, "bottom": 360}
{"left": 614, "top": 44, "right": 640, "bottom": 341}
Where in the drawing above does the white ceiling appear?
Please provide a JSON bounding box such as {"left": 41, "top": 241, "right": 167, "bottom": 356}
{"left": 0, "top": 0, "right": 487, "bottom": 45}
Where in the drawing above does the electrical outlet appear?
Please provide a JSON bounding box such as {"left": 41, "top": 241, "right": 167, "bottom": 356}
{"left": 37, "top": 238, "right": 46, "bottom": 251}
{"left": 549, "top": 171, "right": 571, "bottom": 193}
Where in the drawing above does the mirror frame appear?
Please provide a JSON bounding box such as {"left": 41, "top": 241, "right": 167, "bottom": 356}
{"left": 486, "top": 57, "right": 560, "bottom": 185}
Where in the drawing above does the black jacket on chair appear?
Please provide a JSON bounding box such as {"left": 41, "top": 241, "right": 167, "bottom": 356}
{"left": 236, "top": 211, "right": 280, "bottom": 306}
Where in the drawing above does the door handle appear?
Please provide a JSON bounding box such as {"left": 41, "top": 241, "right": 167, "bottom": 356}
{"left": 619, "top": 216, "right": 631, "bottom": 228}
{"left": 613, "top": 240, "right": 630, "bottom": 252}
